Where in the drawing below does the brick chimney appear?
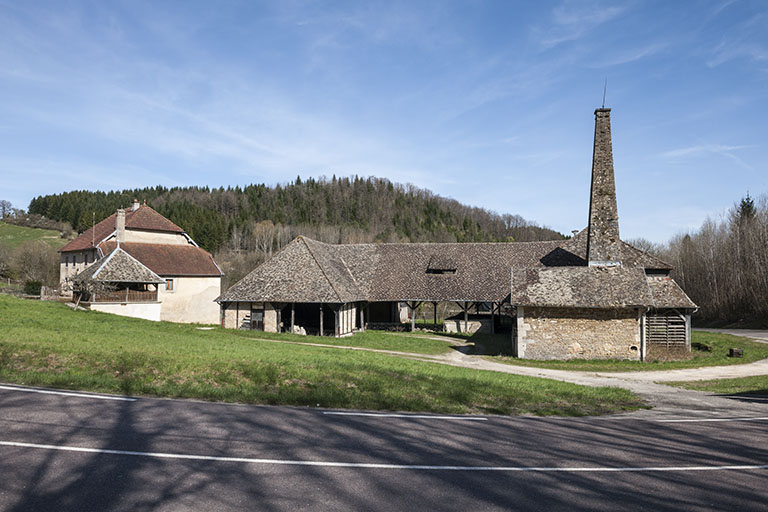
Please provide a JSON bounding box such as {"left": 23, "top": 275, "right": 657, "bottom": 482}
{"left": 116, "top": 208, "right": 126, "bottom": 245}
{"left": 586, "top": 108, "right": 621, "bottom": 266}
{"left": 131, "top": 198, "right": 140, "bottom": 211}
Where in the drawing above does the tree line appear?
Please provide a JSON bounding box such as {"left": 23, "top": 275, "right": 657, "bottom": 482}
{"left": 631, "top": 194, "right": 768, "bottom": 325}
{"left": 28, "top": 176, "right": 564, "bottom": 254}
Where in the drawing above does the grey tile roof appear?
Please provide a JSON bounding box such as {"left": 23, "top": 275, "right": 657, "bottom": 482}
{"left": 73, "top": 248, "right": 163, "bottom": 284}
{"left": 647, "top": 275, "right": 697, "bottom": 309}
{"left": 510, "top": 267, "right": 652, "bottom": 308}
{"left": 216, "top": 233, "right": 691, "bottom": 308}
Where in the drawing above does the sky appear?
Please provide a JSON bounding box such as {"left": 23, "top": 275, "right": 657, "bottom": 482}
{"left": 1, "top": 0, "right": 766, "bottom": 243}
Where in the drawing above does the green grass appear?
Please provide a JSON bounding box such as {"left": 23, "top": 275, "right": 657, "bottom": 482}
{"left": 0, "top": 294, "right": 644, "bottom": 416}
{"left": 0, "top": 221, "right": 67, "bottom": 249}
{"left": 462, "top": 331, "right": 768, "bottom": 372}
{"left": 230, "top": 329, "right": 455, "bottom": 355}
{"left": 666, "top": 376, "right": 768, "bottom": 396}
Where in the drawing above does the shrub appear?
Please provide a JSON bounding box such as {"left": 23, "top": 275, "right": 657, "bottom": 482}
{"left": 23, "top": 280, "right": 42, "bottom": 295}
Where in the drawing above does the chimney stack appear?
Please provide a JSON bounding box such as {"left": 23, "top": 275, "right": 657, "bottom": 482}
{"left": 116, "top": 209, "right": 126, "bottom": 246}
{"left": 586, "top": 108, "right": 621, "bottom": 266}
{"left": 131, "top": 198, "right": 140, "bottom": 211}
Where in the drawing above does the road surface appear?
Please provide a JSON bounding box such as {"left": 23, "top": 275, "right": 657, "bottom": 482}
{"left": 1, "top": 384, "right": 767, "bottom": 511}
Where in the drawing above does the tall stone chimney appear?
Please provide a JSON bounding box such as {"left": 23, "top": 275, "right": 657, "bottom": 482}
{"left": 116, "top": 209, "right": 126, "bottom": 246}
{"left": 131, "top": 198, "right": 140, "bottom": 211}
{"left": 586, "top": 108, "right": 621, "bottom": 266}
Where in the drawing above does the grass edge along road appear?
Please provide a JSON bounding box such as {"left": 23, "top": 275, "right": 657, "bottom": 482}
{"left": 0, "top": 294, "right": 644, "bottom": 416}
{"left": 461, "top": 331, "right": 768, "bottom": 372}
{"left": 665, "top": 375, "right": 768, "bottom": 396}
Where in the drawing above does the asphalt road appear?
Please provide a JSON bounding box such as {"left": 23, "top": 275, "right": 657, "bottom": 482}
{"left": 1, "top": 384, "right": 767, "bottom": 511}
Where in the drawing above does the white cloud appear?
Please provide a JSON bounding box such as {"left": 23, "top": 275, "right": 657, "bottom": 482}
{"left": 533, "top": 1, "right": 629, "bottom": 49}
{"left": 660, "top": 144, "right": 754, "bottom": 170}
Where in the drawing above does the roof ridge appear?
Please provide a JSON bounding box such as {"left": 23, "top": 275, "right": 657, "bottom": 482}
{"left": 300, "top": 237, "right": 344, "bottom": 303}
{"left": 91, "top": 247, "right": 120, "bottom": 280}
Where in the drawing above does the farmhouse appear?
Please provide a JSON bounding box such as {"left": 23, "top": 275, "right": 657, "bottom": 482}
{"left": 217, "top": 108, "right": 696, "bottom": 360}
{"left": 61, "top": 201, "right": 223, "bottom": 323}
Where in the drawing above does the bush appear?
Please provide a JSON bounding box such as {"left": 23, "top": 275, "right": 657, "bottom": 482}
{"left": 23, "top": 280, "right": 42, "bottom": 295}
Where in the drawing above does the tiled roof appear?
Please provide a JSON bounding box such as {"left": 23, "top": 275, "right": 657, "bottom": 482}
{"left": 100, "top": 241, "right": 222, "bottom": 277}
{"left": 647, "top": 275, "right": 697, "bottom": 309}
{"left": 60, "top": 205, "right": 184, "bottom": 252}
{"left": 72, "top": 248, "right": 163, "bottom": 284}
{"left": 217, "top": 234, "right": 693, "bottom": 308}
{"left": 510, "top": 267, "right": 652, "bottom": 308}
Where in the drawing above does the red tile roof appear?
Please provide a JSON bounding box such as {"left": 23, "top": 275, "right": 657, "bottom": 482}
{"left": 61, "top": 206, "right": 184, "bottom": 252}
{"left": 100, "top": 241, "right": 222, "bottom": 277}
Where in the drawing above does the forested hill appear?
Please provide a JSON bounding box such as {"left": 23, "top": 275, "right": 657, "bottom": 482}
{"left": 28, "top": 176, "right": 564, "bottom": 253}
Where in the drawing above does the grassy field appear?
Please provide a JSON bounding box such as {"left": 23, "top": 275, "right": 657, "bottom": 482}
{"left": 458, "top": 331, "right": 768, "bottom": 372}
{"left": 0, "top": 221, "right": 68, "bottom": 249}
{"left": 666, "top": 376, "right": 768, "bottom": 396}
{"left": 0, "top": 294, "right": 644, "bottom": 416}
{"left": 232, "top": 329, "right": 455, "bottom": 355}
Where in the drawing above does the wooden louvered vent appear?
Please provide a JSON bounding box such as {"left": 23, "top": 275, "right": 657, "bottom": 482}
{"left": 646, "top": 312, "right": 687, "bottom": 348}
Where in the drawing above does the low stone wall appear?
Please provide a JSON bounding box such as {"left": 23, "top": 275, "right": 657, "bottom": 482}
{"left": 367, "top": 322, "right": 410, "bottom": 332}
{"left": 516, "top": 306, "right": 641, "bottom": 360}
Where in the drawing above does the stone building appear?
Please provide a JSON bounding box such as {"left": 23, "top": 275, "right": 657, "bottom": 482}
{"left": 61, "top": 200, "right": 223, "bottom": 323}
{"left": 217, "top": 108, "right": 696, "bottom": 360}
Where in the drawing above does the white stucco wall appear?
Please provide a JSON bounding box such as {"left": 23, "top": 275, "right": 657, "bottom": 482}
{"left": 157, "top": 276, "right": 221, "bottom": 324}
{"left": 90, "top": 302, "right": 162, "bottom": 322}
{"left": 123, "top": 230, "right": 189, "bottom": 245}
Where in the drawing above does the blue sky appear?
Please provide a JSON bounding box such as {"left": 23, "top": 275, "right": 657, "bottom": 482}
{"left": 1, "top": 0, "right": 766, "bottom": 242}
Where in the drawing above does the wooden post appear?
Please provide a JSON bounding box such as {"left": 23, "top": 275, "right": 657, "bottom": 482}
{"left": 276, "top": 306, "right": 282, "bottom": 334}
{"left": 464, "top": 301, "right": 469, "bottom": 333}
{"left": 491, "top": 302, "right": 496, "bottom": 335}
{"left": 433, "top": 301, "right": 438, "bottom": 326}
{"left": 359, "top": 304, "right": 365, "bottom": 332}
{"left": 319, "top": 303, "right": 323, "bottom": 336}
{"left": 290, "top": 303, "right": 295, "bottom": 333}
{"left": 335, "top": 308, "right": 340, "bottom": 337}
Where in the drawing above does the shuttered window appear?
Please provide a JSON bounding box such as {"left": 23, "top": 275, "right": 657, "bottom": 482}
{"left": 646, "top": 312, "right": 687, "bottom": 348}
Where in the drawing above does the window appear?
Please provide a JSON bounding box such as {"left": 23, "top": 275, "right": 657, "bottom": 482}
{"left": 165, "top": 279, "right": 175, "bottom": 292}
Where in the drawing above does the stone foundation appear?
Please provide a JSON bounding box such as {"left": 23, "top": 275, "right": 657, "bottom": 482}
{"left": 515, "top": 306, "right": 642, "bottom": 360}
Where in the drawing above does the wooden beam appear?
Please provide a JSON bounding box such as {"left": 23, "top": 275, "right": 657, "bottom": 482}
{"left": 491, "top": 302, "right": 496, "bottom": 335}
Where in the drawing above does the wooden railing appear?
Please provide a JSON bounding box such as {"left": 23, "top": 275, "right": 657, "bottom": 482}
{"left": 92, "top": 289, "right": 158, "bottom": 303}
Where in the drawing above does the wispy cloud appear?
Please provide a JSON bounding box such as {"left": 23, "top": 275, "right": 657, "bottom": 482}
{"left": 589, "top": 42, "right": 667, "bottom": 67}
{"left": 706, "top": 11, "right": 768, "bottom": 67}
{"left": 661, "top": 144, "right": 754, "bottom": 170}
{"left": 533, "top": 1, "right": 629, "bottom": 49}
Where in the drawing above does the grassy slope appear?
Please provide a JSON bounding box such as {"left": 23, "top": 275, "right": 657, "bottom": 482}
{"left": 231, "top": 329, "right": 453, "bottom": 355}
{"left": 0, "top": 221, "right": 67, "bottom": 249}
{"left": 666, "top": 376, "right": 768, "bottom": 395}
{"left": 461, "top": 331, "right": 768, "bottom": 372}
{"left": 0, "top": 295, "right": 644, "bottom": 416}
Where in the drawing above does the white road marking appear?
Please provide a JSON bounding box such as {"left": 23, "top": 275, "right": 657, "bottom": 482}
{"left": 0, "top": 385, "right": 136, "bottom": 402}
{"left": 323, "top": 412, "right": 487, "bottom": 421}
{"left": 656, "top": 416, "right": 768, "bottom": 423}
{"left": 1, "top": 440, "right": 766, "bottom": 472}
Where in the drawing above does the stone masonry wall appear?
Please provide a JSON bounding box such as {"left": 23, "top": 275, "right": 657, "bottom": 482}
{"left": 518, "top": 307, "right": 641, "bottom": 360}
